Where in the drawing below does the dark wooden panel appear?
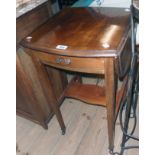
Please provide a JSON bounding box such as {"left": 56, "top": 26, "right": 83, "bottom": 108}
{"left": 17, "top": 48, "right": 52, "bottom": 116}
{"left": 16, "top": 2, "right": 50, "bottom": 45}
{"left": 17, "top": 47, "right": 68, "bottom": 128}
{"left": 116, "top": 34, "right": 132, "bottom": 79}
{"left": 16, "top": 3, "right": 67, "bottom": 128}
{"left": 16, "top": 54, "right": 36, "bottom": 117}
{"left": 16, "top": 50, "right": 50, "bottom": 129}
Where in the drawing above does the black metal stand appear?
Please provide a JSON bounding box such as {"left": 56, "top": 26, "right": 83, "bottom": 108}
{"left": 119, "top": 4, "right": 139, "bottom": 155}
{"left": 110, "top": 3, "right": 139, "bottom": 155}
{"left": 119, "top": 65, "right": 139, "bottom": 155}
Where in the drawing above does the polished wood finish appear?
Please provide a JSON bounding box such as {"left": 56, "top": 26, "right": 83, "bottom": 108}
{"left": 21, "top": 7, "right": 130, "bottom": 58}
{"left": 21, "top": 7, "right": 131, "bottom": 151}
{"left": 16, "top": 2, "right": 68, "bottom": 129}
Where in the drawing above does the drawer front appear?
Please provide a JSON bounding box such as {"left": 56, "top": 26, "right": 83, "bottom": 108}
{"left": 34, "top": 52, "right": 105, "bottom": 74}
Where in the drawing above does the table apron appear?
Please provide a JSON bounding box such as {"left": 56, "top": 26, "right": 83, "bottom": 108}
{"left": 33, "top": 51, "right": 106, "bottom": 74}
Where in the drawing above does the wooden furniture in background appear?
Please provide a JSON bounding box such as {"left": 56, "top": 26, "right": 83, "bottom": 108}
{"left": 21, "top": 7, "right": 132, "bottom": 151}
{"left": 16, "top": 1, "right": 68, "bottom": 129}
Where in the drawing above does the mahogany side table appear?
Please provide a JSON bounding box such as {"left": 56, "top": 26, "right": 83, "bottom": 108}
{"left": 21, "top": 7, "right": 131, "bottom": 152}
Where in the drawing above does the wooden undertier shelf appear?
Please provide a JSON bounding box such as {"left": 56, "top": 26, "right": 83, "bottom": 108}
{"left": 64, "top": 82, "right": 106, "bottom": 106}
{"left": 62, "top": 76, "right": 128, "bottom": 121}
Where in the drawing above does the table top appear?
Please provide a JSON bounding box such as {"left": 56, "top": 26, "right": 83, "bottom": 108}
{"left": 21, "top": 7, "right": 131, "bottom": 57}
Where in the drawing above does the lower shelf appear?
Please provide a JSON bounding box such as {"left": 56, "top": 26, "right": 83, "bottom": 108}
{"left": 62, "top": 76, "right": 127, "bottom": 122}
{"left": 64, "top": 81, "right": 106, "bottom": 106}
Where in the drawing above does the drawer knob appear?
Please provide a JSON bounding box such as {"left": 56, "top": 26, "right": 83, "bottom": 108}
{"left": 56, "top": 58, "right": 71, "bottom": 65}
{"left": 64, "top": 59, "right": 71, "bottom": 64}
{"left": 56, "top": 58, "right": 62, "bottom": 64}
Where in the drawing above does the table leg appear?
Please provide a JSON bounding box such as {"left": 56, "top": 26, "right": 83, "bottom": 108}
{"left": 30, "top": 52, "right": 66, "bottom": 134}
{"left": 105, "top": 58, "right": 117, "bottom": 152}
